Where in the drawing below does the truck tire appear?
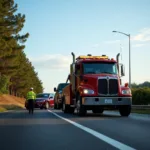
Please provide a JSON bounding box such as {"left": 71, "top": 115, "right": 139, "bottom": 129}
{"left": 92, "top": 108, "right": 104, "bottom": 114}
{"left": 62, "top": 103, "right": 74, "bottom": 114}
{"left": 119, "top": 105, "right": 131, "bottom": 117}
{"left": 57, "top": 103, "right": 61, "bottom": 109}
{"left": 69, "top": 107, "right": 75, "bottom": 114}
{"left": 62, "top": 97, "right": 70, "bottom": 113}
{"left": 76, "top": 94, "right": 86, "bottom": 116}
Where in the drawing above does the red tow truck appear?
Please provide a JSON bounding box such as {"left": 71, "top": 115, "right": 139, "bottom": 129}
{"left": 61, "top": 52, "right": 132, "bottom": 116}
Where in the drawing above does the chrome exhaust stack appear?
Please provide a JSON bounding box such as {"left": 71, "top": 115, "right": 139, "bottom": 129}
{"left": 71, "top": 52, "right": 75, "bottom": 63}
{"left": 116, "top": 53, "right": 120, "bottom": 73}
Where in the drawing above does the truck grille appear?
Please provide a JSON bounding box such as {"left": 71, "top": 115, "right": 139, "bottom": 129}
{"left": 98, "top": 79, "right": 107, "bottom": 94}
{"left": 98, "top": 78, "right": 118, "bottom": 95}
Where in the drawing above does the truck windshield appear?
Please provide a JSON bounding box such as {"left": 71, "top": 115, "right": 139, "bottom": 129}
{"left": 83, "top": 62, "right": 118, "bottom": 75}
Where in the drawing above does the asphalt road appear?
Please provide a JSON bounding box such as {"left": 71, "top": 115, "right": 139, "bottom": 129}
{"left": 0, "top": 109, "right": 150, "bottom": 150}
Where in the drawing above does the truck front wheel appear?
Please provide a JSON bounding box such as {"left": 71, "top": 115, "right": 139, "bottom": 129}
{"left": 76, "top": 94, "right": 86, "bottom": 116}
{"left": 119, "top": 105, "right": 131, "bottom": 117}
{"left": 62, "top": 97, "right": 70, "bottom": 113}
{"left": 69, "top": 107, "right": 75, "bottom": 114}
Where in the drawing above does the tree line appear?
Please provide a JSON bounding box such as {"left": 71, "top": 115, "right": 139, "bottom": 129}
{"left": 0, "top": 0, "right": 43, "bottom": 97}
{"left": 131, "top": 81, "right": 150, "bottom": 105}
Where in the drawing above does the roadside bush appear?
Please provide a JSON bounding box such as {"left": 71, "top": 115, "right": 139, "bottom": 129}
{"left": 132, "top": 88, "right": 150, "bottom": 105}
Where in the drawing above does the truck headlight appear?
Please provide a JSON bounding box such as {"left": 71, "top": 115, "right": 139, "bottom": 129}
{"left": 83, "top": 89, "right": 94, "bottom": 94}
{"left": 122, "top": 89, "right": 131, "bottom": 94}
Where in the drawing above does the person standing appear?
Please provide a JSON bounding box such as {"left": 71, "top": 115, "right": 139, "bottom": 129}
{"left": 26, "top": 87, "right": 36, "bottom": 114}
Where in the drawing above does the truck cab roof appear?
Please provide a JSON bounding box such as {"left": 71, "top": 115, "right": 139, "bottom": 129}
{"left": 75, "top": 55, "right": 117, "bottom": 63}
{"left": 76, "top": 59, "right": 117, "bottom": 64}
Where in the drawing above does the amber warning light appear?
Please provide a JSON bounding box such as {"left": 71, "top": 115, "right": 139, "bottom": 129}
{"left": 76, "top": 55, "right": 109, "bottom": 59}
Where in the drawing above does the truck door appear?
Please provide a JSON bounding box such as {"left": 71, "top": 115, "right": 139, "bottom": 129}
{"left": 75, "top": 64, "right": 81, "bottom": 89}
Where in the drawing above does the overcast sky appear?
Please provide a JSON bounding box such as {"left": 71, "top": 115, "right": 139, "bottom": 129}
{"left": 15, "top": 0, "right": 150, "bottom": 92}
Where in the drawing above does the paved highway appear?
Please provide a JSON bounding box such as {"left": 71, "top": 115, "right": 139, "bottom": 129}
{"left": 0, "top": 109, "right": 150, "bottom": 150}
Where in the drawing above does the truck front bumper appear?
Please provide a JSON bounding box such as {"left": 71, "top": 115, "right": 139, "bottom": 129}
{"left": 82, "top": 97, "right": 132, "bottom": 106}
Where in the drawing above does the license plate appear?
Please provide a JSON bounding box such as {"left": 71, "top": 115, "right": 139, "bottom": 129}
{"left": 105, "top": 99, "right": 112, "bottom": 104}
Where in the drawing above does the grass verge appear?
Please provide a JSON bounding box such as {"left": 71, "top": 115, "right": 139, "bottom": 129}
{"left": 0, "top": 104, "right": 24, "bottom": 112}
{"left": 0, "top": 106, "right": 7, "bottom": 112}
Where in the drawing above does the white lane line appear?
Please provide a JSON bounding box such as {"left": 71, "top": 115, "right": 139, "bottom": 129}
{"left": 48, "top": 110, "right": 136, "bottom": 150}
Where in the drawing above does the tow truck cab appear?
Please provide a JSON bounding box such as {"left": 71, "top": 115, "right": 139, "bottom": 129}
{"left": 62, "top": 53, "right": 132, "bottom": 116}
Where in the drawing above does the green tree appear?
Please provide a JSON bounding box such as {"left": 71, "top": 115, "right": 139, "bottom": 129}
{"left": 0, "top": 0, "right": 43, "bottom": 96}
{"left": 11, "top": 52, "right": 43, "bottom": 97}
{"left": 0, "top": 75, "right": 9, "bottom": 94}
{"left": 0, "top": 0, "right": 29, "bottom": 94}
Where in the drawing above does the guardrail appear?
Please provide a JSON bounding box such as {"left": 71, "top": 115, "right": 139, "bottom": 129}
{"left": 132, "top": 105, "right": 150, "bottom": 110}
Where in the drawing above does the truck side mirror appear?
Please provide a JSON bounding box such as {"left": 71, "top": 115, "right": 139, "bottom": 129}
{"left": 121, "top": 64, "right": 125, "bottom": 76}
{"left": 54, "top": 87, "right": 57, "bottom": 92}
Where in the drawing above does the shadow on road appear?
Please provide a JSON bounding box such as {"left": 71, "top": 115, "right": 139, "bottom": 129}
{"left": 0, "top": 108, "right": 124, "bottom": 121}
{"left": 0, "top": 109, "right": 60, "bottom": 119}
{"left": 53, "top": 110, "right": 122, "bottom": 121}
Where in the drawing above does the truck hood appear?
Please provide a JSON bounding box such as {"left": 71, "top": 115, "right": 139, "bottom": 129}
{"left": 83, "top": 74, "right": 118, "bottom": 78}
{"left": 80, "top": 74, "right": 118, "bottom": 90}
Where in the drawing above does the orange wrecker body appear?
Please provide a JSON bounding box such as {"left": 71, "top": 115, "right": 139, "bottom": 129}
{"left": 62, "top": 52, "right": 132, "bottom": 116}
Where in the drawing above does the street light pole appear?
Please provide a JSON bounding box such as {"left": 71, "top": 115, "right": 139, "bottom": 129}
{"left": 112, "top": 30, "right": 131, "bottom": 88}
{"left": 129, "top": 34, "right": 131, "bottom": 89}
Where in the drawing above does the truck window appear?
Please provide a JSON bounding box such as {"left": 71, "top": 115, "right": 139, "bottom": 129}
{"left": 76, "top": 64, "right": 80, "bottom": 75}
{"left": 83, "top": 62, "right": 118, "bottom": 75}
